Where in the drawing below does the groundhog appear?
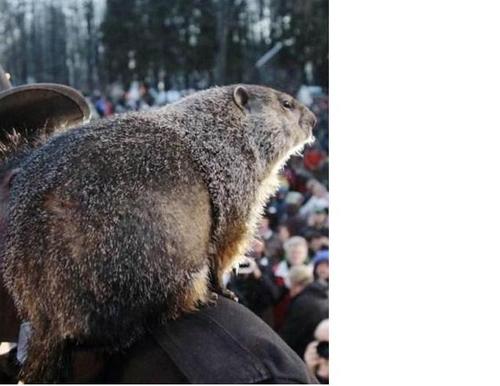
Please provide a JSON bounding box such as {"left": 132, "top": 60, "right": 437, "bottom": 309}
{"left": 1, "top": 84, "right": 316, "bottom": 382}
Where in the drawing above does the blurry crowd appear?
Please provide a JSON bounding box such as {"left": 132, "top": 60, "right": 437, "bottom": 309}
{"left": 90, "top": 82, "right": 330, "bottom": 383}
{"left": 88, "top": 81, "right": 196, "bottom": 118}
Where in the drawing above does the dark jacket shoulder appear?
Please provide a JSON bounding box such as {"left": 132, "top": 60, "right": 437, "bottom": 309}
{"left": 81, "top": 297, "right": 317, "bottom": 384}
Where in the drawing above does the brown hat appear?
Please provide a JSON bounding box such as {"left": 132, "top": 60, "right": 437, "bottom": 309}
{"left": 0, "top": 65, "right": 91, "bottom": 140}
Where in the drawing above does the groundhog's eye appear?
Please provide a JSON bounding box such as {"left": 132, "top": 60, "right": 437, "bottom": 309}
{"left": 282, "top": 100, "right": 294, "bottom": 110}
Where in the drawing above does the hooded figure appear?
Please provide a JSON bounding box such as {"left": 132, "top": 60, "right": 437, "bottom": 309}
{"left": 0, "top": 64, "right": 90, "bottom": 350}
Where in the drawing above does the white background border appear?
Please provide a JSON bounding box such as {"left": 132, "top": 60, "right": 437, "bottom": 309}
{"left": 332, "top": 1, "right": 500, "bottom": 384}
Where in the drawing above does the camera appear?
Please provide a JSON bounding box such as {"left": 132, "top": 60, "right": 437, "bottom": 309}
{"left": 237, "top": 257, "right": 254, "bottom": 275}
{"left": 316, "top": 341, "right": 329, "bottom": 359}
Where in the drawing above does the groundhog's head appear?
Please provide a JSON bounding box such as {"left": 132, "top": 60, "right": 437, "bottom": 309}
{"left": 231, "top": 84, "right": 317, "bottom": 168}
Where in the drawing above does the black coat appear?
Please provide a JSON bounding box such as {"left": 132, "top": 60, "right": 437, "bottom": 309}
{"left": 227, "top": 259, "right": 281, "bottom": 319}
{"left": 280, "top": 280, "right": 329, "bottom": 359}
{"left": 2, "top": 297, "right": 317, "bottom": 384}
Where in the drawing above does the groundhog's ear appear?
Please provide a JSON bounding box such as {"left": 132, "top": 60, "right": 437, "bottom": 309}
{"left": 233, "top": 86, "right": 250, "bottom": 112}
{"left": 0, "top": 168, "right": 20, "bottom": 196}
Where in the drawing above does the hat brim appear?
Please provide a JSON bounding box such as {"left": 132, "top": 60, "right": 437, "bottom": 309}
{"left": 0, "top": 83, "right": 91, "bottom": 139}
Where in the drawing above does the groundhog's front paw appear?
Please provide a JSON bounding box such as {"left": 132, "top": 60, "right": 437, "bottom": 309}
{"left": 208, "top": 289, "right": 238, "bottom": 304}
{"left": 220, "top": 288, "right": 238, "bottom": 302}
{"left": 208, "top": 291, "right": 219, "bottom": 306}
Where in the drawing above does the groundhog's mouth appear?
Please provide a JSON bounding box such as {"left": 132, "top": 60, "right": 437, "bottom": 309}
{"left": 301, "top": 126, "right": 315, "bottom": 145}
{"left": 289, "top": 133, "right": 315, "bottom": 158}
{"left": 298, "top": 121, "right": 315, "bottom": 144}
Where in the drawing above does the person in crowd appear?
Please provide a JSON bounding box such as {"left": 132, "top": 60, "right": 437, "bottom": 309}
{"left": 299, "top": 179, "right": 329, "bottom": 218}
{"left": 226, "top": 239, "right": 281, "bottom": 327}
{"left": 312, "top": 249, "right": 329, "bottom": 282}
{"left": 287, "top": 265, "right": 314, "bottom": 299}
{"left": 258, "top": 216, "right": 275, "bottom": 243}
{"left": 265, "top": 183, "right": 289, "bottom": 223}
{"left": 113, "top": 93, "right": 130, "bottom": 114}
{"left": 94, "top": 93, "right": 113, "bottom": 117}
{"left": 281, "top": 192, "right": 308, "bottom": 236}
{"left": 305, "top": 208, "right": 329, "bottom": 235}
{"left": 274, "top": 236, "right": 310, "bottom": 287}
{"left": 303, "top": 208, "right": 329, "bottom": 253}
{"left": 273, "top": 236, "right": 310, "bottom": 331}
{"left": 279, "top": 262, "right": 329, "bottom": 358}
{"left": 277, "top": 223, "right": 291, "bottom": 244}
{"left": 304, "top": 319, "right": 329, "bottom": 384}
{"left": 263, "top": 222, "right": 290, "bottom": 266}
{"left": 306, "top": 231, "right": 329, "bottom": 259}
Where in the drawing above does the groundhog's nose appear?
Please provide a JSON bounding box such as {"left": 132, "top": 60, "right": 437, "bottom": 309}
{"left": 301, "top": 109, "right": 317, "bottom": 129}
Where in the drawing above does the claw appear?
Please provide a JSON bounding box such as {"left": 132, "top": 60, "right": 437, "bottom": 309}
{"left": 221, "top": 288, "right": 238, "bottom": 302}
{"left": 207, "top": 291, "right": 219, "bottom": 306}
